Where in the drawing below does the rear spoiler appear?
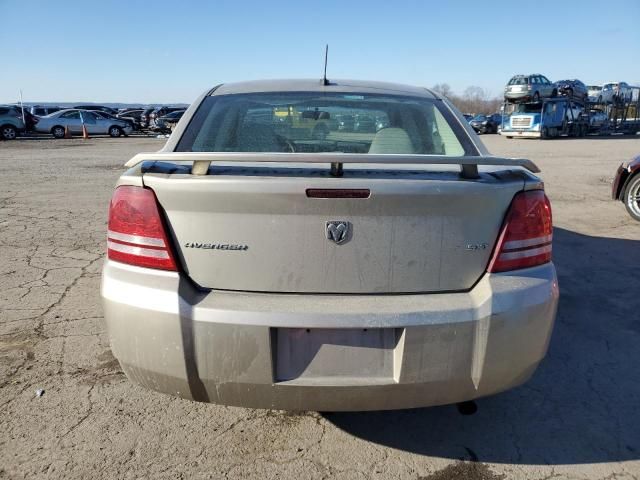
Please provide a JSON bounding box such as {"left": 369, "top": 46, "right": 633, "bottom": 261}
{"left": 124, "top": 152, "right": 540, "bottom": 179}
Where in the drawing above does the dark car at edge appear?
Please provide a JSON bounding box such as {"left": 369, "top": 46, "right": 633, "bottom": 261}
{"left": 612, "top": 155, "right": 640, "bottom": 221}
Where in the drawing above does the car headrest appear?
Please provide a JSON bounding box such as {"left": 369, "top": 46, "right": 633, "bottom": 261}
{"left": 368, "top": 128, "right": 414, "bottom": 154}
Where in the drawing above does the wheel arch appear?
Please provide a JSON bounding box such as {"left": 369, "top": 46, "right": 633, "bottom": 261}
{"left": 619, "top": 170, "right": 639, "bottom": 202}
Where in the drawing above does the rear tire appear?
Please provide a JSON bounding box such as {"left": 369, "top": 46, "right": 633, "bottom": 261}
{"left": 1, "top": 125, "right": 17, "bottom": 140}
{"left": 533, "top": 92, "right": 540, "bottom": 102}
{"left": 623, "top": 174, "right": 640, "bottom": 221}
{"left": 109, "top": 126, "right": 122, "bottom": 138}
{"left": 51, "top": 125, "right": 65, "bottom": 139}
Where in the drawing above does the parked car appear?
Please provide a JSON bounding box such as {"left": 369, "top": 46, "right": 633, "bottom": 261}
{"left": 598, "top": 82, "right": 632, "bottom": 104}
{"left": 151, "top": 109, "right": 185, "bottom": 133}
{"left": 554, "top": 79, "right": 588, "bottom": 103}
{"left": 116, "top": 109, "right": 145, "bottom": 130}
{"left": 148, "top": 106, "right": 186, "bottom": 130}
{"left": 353, "top": 114, "right": 376, "bottom": 133}
{"left": 35, "top": 109, "right": 133, "bottom": 138}
{"left": 101, "top": 78, "right": 559, "bottom": 411}
{"left": 336, "top": 114, "right": 355, "bottom": 132}
{"left": 28, "top": 105, "right": 64, "bottom": 117}
{"left": 139, "top": 107, "right": 156, "bottom": 129}
{"left": 612, "top": 154, "right": 640, "bottom": 221}
{"left": 91, "top": 110, "right": 136, "bottom": 130}
{"left": 7, "top": 106, "right": 39, "bottom": 132}
{"left": 504, "top": 74, "right": 557, "bottom": 103}
{"left": 469, "top": 113, "right": 504, "bottom": 134}
{"left": 0, "top": 105, "right": 26, "bottom": 140}
{"left": 118, "top": 107, "right": 143, "bottom": 115}
{"left": 74, "top": 105, "right": 118, "bottom": 115}
{"left": 588, "top": 109, "right": 608, "bottom": 131}
{"left": 587, "top": 85, "right": 602, "bottom": 103}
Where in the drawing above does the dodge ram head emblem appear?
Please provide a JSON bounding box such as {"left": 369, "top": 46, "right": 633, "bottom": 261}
{"left": 326, "top": 221, "right": 349, "bottom": 244}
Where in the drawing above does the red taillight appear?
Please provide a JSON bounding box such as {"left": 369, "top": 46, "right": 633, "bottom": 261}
{"left": 527, "top": 84, "right": 532, "bottom": 91}
{"left": 107, "top": 186, "right": 178, "bottom": 271}
{"left": 488, "top": 190, "right": 552, "bottom": 273}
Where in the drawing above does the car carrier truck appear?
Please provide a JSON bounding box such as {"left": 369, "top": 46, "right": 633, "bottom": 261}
{"left": 500, "top": 98, "right": 589, "bottom": 139}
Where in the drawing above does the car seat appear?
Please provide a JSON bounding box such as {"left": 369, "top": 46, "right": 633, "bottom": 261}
{"left": 368, "top": 128, "right": 414, "bottom": 154}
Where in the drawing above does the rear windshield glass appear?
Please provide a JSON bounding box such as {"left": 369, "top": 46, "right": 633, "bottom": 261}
{"left": 509, "top": 76, "right": 529, "bottom": 85}
{"left": 176, "top": 92, "right": 469, "bottom": 156}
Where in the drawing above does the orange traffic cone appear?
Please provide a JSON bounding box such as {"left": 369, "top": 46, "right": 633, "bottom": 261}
{"left": 82, "top": 124, "right": 90, "bottom": 139}
{"left": 64, "top": 125, "right": 72, "bottom": 139}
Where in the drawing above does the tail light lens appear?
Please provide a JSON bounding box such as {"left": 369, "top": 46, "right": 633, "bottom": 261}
{"left": 488, "top": 190, "right": 552, "bottom": 273}
{"left": 107, "top": 186, "right": 178, "bottom": 271}
{"left": 527, "top": 84, "right": 532, "bottom": 91}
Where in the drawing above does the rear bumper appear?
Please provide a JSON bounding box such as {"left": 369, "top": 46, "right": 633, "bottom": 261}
{"left": 504, "top": 92, "right": 531, "bottom": 102}
{"left": 101, "top": 260, "right": 559, "bottom": 411}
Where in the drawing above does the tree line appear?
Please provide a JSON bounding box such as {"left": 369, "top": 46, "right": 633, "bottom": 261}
{"left": 431, "top": 84, "right": 502, "bottom": 116}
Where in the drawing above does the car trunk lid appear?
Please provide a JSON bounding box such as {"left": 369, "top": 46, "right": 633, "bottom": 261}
{"left": 142, "top": 162, "right": 526, "bottom": 294}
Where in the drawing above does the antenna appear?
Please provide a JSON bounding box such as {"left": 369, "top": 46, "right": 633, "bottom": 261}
{"left": 322, "top": 44, "right": 330, "bottom": 86}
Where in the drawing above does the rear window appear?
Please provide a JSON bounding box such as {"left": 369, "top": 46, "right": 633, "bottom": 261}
{"left": 176, "top": 92, "right": 470, "bottom": 156}
{"left": 509, "top": 76, "right": 529, "bottom": 85}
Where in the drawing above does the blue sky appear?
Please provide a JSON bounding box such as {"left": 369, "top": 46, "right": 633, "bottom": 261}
{"left": 2, "top": 0, "right": 639, "bottom": 104}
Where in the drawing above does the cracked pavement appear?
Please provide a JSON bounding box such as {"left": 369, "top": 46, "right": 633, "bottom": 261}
{"left": 1, "top": 136, "right": 639, "bottom": 479}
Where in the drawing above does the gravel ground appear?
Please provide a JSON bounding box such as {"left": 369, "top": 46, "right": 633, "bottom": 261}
{"left": 0, "top": 134, "right": 639, "bottom": 479}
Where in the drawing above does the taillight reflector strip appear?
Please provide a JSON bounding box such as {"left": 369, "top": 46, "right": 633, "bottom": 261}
{"left": 502, "top": 234, "right": 552, "bottom": 250}
{"left": 107, "top": 240, "right": 170, "bottom": 259}
{"left": 107, "top": 229, "right": 166, "bottom": 247}
{"left": 497, "top": 244, "right": 552, "bottom": 262}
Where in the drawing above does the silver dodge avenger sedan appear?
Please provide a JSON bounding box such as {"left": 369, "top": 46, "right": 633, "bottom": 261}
{"left": 101, "top": 79, "right": 558, "bottom": 411}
